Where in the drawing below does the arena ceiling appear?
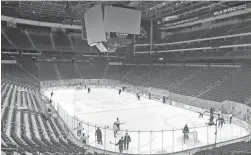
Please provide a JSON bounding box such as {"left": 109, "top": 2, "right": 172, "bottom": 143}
{"left": 1, "top": 1, "right": 246, "bottom": 25}
{"left": 0, "top": 1, "right": 227, "bottom": 21}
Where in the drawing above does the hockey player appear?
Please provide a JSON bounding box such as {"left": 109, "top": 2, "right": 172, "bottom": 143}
{"left": 119, "top": 89, "right": 121, "bottom": 95}
{"left": 81, "top": 133, "right": 87, "bottom": 144}
{"left": 51, "top": 92, "right": 54, "bottom": 97}
{"left": 218, "top": 109, "right": 222, "bottom": 118}
{"left": 199, "top": 108, "right": 205, "bottom": 118}
{"left": 210, "top": 107, "right": 215, "bottom": 117}
{"left": 116, "top": 137, "right": 124, "bottom": 153}
{"left": 208, "top": 115, "right": 215, "bottom": 126}
{"left": 217, "top": 115, "right": 225, "bottom": 128}
{"left": 95, "top": 127, "right": 102, "bottom": 145}
{"left": 88, "top": 88, "right": 91, "bottom": 93}
{"left": 183, "top": 124, "right": 189, "bottom": 141}
{"left": 136, "top": 93, "right": 140, "bottom": 100}
{"left": 124, "top": 133, "right": 131, "bottom": 150}
{"left": 75, "top": 123, "right": 83, "bottom": 137}
{"left": 113, "top": 123, "right": 119, "bottom": 138}
{"left": 163, "top": 96, "right": 165, "bottom": 103}
{"left": 115, "top": 118, "right": 125, "bottom": 131}
{"left": 229, "top": 113, "right": 233, "bottom": 124}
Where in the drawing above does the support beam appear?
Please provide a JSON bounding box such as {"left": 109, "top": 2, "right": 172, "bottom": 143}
{"left": 29, "top": 1, "right": 32, "bottom": 11}
{"left": 39, "top": 0, "right": 45, "bottom": 16}
{"left": 24, "top": 29, "right": 36, "bottom": 49}
{"left": 150, "top": 20, "right": 153, "bottom": 51}
{"left": 57, "top": 4, "right": 67, "bottom": 15}
{"left": 48, "top": 1, "right": 57, "bottom": 15}
{"left": 1, "top": 29, "right": 17, "bottom": 49}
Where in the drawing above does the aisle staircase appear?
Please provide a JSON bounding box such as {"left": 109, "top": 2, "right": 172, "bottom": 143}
{"left": 74, "top": 63, "right": 83, "bottom": 79}
{"left": 121, "top": 67, "right": 136, "bottom": 80}
{"left": 1, "top": 29, "right": 17, "bottom": 49}
{"left": 49, "top": 32, "right": 56, "bottom": 50}
{"left": 103, "top": 64, "right": 109, "bottom": 79}
{"left": 16, "top": 63, "right": 40, "bottom": 83}
{"left": 24, "top": 30, "right": 36, "bottom": 49}
{"left": 54, "top": 63, "right": 63, "bottom": 85}
{"left": 171, "top": 67, "right": 208, "bottom": 89}
{"left": 68, "top": 35, "right": 75, "bottom": 51}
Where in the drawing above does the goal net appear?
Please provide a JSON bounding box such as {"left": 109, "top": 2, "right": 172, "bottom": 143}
{"left": 76, "top": 86, "right": 83, "bottom": 90}
{"left": 183, "top": 131, "right": 198, "bottom": 143}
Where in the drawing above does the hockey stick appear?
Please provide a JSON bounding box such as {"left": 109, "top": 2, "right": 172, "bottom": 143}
{"left": 120, "top": 121, "right": 126, "bottom": 125}
{"left": 110, "top": 141, "right": 116, "bottom": 145}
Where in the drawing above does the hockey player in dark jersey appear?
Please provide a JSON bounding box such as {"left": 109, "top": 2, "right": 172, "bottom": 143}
{"left": 183, "top": 124, "right": 189, "bottom": 141}
{"left": 95, "top": 127, "right": 102, "bottom": 145}
{"left": 124, "top": 133, "right": 131, "bottom": 150}
{"left": 116, "top": 137, "right": 124, "bottom": 153}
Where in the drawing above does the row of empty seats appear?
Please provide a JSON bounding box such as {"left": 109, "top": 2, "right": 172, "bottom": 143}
{"left": 194, "top": 141, "right": 251, "bottom": 155}
{"left": 1, "top": 27, "right": 90, "bottom": 53}
{"left": 2, "top": 61, "right": 251, "bottom": 104}
{"left": 161, "top": 20, "right": 251, "bottom": 43}
{"left": 201, "top": 66, "right": 251, "bottom": 103}
{"left": 136, "top": 37, "right": 250, "bottom": 52}
{"left": 1, "top": 62, "right": 251, "bottom": 154}
{"left": 1, "top": 77, "right": 85, "bottom": 155}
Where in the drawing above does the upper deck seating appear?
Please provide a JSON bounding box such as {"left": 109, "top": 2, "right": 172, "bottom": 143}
{"left": 1, "top": 33, "right": 14, "bottom": 49}
{"left": 70, "top": 35, "right": 90, "bottom": 52}
{"left": 56, "top": 62, "right": 79, "bottom": 79}
{"left": 28, "top": 30, "right": 53, "bottom": 51}
{"left": 2, "top": 27, "right": 34, "bottom": 50}
{"left": 52, "top": 32, "right": 72, "bottom": 51}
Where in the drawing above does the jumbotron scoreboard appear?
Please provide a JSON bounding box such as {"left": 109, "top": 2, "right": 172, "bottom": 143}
{"left": 83, "top": 4, "right": 141, "bottom": 52}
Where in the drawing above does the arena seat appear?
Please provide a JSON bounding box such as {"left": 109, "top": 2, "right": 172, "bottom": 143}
{"left": 2, "top": 64, "right": 39, "bottom": 86}
{"left": 76, "top": 62, "right": 106, "bottom": 79}
{"left": 56, "top": 61, "right": 80, "bottom": 79}
{"left": 1, "top": 33, "right": 14, "bottom": 49}
{"left": 2, "top": 27, "right": 34, "bottom": 50}
{"left": 171, "top": 67, "right": 234, "bottom": 96}
{"left": 201, "top": 66, "right": 251, "bottom": 103}
{"left": 52, "top": 32, "right": 72, "bottom": 51}
{"left": 122, "top": 65, "right": 154, "bottom": 85}
{"left": 161, "top": 20, "right": 251, "bottom": 44}
{"left": 146, "top": 66, "right": 200, "bottom": 89}
{"left": 38, "top": 61, "right": 59, "bottom": 81}
{"left": 27, "top": 30, "right": 53, "bottom": 51}
{"left": 195, "top": 141, "right": 251, "bottom": 155}
{"left": 0, "top": 78, "right": 86, "bottom": 154}
{"left": 70, "top": 35, "right": 90, "bottom": 52}
{"left": 203, "top": 24, "right": 234, "bottom": 38}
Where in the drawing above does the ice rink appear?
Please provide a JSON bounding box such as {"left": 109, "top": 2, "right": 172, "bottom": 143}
{"left": 45, "top": 87, "right": 249, "bottom": 154}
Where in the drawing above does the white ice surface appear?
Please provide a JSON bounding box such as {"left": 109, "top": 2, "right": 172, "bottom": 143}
{"left": 44, "top": 87, "right": 249, "bottom": 154}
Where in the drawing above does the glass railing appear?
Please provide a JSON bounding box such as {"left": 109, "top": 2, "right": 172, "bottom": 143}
{"left": 40, "top": 79, "right": 251, "bottom": 155}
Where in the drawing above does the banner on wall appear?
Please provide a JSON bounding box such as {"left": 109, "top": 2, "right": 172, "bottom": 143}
{"left": 214, "top": 4, "right": 247, "bottom": 16}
